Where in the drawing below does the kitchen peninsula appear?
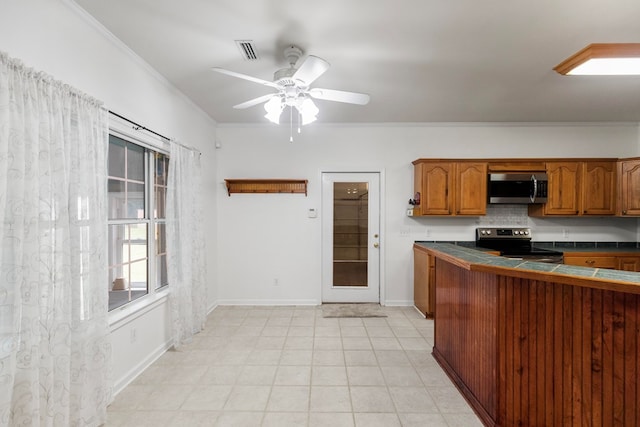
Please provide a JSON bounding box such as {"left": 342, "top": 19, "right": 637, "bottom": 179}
{"left": 416, "top": 242, "right": 640, "bottom": 427}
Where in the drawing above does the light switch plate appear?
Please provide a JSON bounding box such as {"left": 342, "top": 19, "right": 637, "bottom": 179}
{"left": 308, "top": 208, "right": 317, "bottom": 218}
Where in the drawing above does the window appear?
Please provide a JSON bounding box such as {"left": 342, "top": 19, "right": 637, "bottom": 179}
{"left": 108, "top": 134, "right": 168, "bottom": 311}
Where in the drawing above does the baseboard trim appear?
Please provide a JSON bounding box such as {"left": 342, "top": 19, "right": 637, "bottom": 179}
{"left": 215, "top": 299, "right": 320, "bottom": 306}
{"left": 383, "top": 300, "right": 413, "bottom": 307}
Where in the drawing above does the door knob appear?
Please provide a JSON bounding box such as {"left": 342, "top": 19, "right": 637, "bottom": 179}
{"left": 373, "top": 243, "right": 379, "bottom": 248}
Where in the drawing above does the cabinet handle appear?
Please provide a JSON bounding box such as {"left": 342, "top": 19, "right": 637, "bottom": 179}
{"left": 586, "top": 260, "right": 595, "bottom": 266}
{"left": 623, "top": 210, "right": 627, "bottom": 215}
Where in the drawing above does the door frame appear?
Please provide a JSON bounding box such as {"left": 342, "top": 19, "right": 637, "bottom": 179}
{"left": 319, "top": 169, "right": 386, "bottom": 304}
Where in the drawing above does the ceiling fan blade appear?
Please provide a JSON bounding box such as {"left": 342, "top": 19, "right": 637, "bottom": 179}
{"left": 292, "top": 55, "right": 330, "bottom": 86}
{"left": 211, "top": 67, "right": 279, "bottom": 88}
{"left": 309, "top": 88, "right": 370, "bottom": 105}
{"left": 233, "top": 94, "right": 276, "bottom": 109}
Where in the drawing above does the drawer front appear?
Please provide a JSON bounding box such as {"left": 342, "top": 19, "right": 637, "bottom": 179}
{"left": 564, "top": 256, "right": 618, "bottom": 269}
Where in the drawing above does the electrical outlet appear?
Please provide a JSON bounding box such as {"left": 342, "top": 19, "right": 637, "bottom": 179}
{"left": 562, "top": 229, "right": 569, "bottom": 238}
{"left": 130, "top": 328, "right": 137, "bottom": 343}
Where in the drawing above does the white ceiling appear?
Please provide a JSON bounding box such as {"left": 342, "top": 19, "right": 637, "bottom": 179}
{"left": 74, "top": 0, "right": 640, "bottom": 124}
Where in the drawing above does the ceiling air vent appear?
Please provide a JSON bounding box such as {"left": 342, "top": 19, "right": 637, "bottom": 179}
{"left": 235, "top": 40, "right": 259, "bottom": 61}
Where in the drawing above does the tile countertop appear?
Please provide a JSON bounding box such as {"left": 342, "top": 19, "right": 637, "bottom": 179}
{"left": 414, "top": 242, "right": 640, "bottom": 285}
{"left": 415, "top": 240, "right": 640, "bottom": 254}
{"left": 533, "top": 241, "right": 640, "bottom": 253}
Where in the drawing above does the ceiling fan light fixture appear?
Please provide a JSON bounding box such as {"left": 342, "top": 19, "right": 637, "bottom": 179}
{"left": 298, "top": 98, "right": 319, "bottom": 125}
{"left": 264, "top": 96, "right": 284, "bottom": 124}
{"left": 554, "top": 43, "right": 640, "bottom": 75}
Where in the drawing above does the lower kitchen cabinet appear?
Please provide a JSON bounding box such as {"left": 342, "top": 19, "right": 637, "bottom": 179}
{"left": 618, "top": 256, "right": 640, "bottom": 271}
{"left": 563, "top": 255, "right": 618, "bottom": 269}
{"left": 413, "top": 245, "right": 435, "bottom": 318}
{"left": 563, "top": 253, "right": 640, "bottom": 272}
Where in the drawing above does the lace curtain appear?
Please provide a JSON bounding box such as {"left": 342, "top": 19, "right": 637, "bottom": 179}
{"left": 0, "top": 52, "right": 111, "bottom": 426}
{"left": 166, "top": 144, "right": 206, "bottom": 348}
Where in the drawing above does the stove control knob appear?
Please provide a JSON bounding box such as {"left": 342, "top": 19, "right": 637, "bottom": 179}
{"left": 486, "top": 230, "right": 491, "bottom": 235}
{"left": 524, "top": 230, "right": 529, "bottom": 235}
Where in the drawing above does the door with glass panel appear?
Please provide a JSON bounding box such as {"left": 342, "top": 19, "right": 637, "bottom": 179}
{"left": 322, "top": 172, "right": 380, "bottom": 303}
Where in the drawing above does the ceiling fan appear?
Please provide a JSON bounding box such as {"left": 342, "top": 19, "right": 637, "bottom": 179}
{"left": 211, "top": 45, "right": 370, "bottom": 126}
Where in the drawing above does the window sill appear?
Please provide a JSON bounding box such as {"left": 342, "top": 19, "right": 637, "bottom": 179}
{"left": 109, "top": 287, "right": 170, "bottom": 332}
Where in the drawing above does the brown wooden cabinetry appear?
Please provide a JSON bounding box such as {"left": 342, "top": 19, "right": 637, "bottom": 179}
{"left": 411, "top": 158, "right": 629, "bottom": 217}
{"left": 412, "top": 160, "right": 487, "bottom": 216}
{"left": 413, "top": 162, "right": 452, "bottom": 215}
{"left": 582, "top": 161, "right": 616, "bottom": 215}
{"left": 428, "top": 246, "right": 640, "bottom": 427}
{"left": 543, "top": 161, "right": 582, "bottom": 215}
{"left": 618, "top": 158, "right": 640, "bottom": 216}
{"left": 529, "top": 160, "right": 616, "bottom": 216}
{"left": 563, "top": 254, "right": 618, "bottom": 269}
{"left": 618, "top": 256, "right": 640, "bottom": 271}
{"left": 563, "top": 252, "right": 640, "bottom": 272}
{"left": 413, "top": 245, "right": 434, "bottom": 317}
{"left": 455, "top": 162, "right": 487, "bottom": 215}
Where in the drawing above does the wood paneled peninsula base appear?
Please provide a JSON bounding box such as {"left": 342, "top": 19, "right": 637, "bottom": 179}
{"left": 416, "top": 243, "right": 640, "bottom": 427}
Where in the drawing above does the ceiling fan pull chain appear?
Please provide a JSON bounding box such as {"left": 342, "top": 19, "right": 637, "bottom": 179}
{"left": 289, "top": 106, "right": 294, "bottom": 143}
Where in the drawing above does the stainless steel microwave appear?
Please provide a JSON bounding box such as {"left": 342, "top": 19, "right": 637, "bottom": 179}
{"left": 488, "top": 173, "right": 548, "bottom": 204}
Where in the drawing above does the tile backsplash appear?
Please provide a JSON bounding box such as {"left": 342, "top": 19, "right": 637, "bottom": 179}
{"left": 478, "top": 204, "right": 529, "bottom": 226}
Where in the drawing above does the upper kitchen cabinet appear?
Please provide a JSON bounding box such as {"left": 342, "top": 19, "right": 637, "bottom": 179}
{"left": 529, "top": 160, "right": 616, "bottom": 216}
{"left": 530, "top": 162, "right": 581, "bottom": 215}
{"left": 412, "top": 160, "right": 487, "bottom": 216}
{"left": 456, "top": 162, "right": 488, "bottom": 215}
{"left": 618, "top": 158, "right": 640, "bottom": 216}
{"left": 582, "top": 161, "right": 617, "bottom": 215}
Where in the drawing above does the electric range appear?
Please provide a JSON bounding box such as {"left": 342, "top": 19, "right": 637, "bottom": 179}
{"left": 475, "top": 227, "right": 564, "bottom": 263}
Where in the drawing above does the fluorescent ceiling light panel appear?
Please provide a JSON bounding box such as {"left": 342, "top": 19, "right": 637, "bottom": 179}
{"left": 554, "top": 43, "right": 640, "bottom": 75}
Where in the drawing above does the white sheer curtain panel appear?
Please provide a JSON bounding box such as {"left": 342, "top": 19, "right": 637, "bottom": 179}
{"left": 0, "top": 52, "right": 111, "bottom": 426}
{"left": 166, "top": 144, "right": 206, "bottom": 348}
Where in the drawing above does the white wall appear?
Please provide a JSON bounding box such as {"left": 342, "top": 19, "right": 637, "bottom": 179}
{"left": 216, "top": 123, "right": 640, "bottom": 306}
{"left": 0, "top": 0, "right": 218, "bottom": 394}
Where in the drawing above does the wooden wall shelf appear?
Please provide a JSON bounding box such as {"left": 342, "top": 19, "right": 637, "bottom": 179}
{"left": 224, "top": 179, "right": 308, "bottom": 196}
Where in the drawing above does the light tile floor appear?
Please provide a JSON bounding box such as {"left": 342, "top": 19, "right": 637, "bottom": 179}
{"left": 105, "top": 305, "right": 483, "bottom": 427}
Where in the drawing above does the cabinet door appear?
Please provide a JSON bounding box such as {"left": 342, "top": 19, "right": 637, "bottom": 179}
{"left": 582, "top": 161, "right": 616, "bottom": 215}
{"left": 544, "top": 162, "right": 581, "bottom": 215}
{"left": 419, "top": 163, "right": 453, "bottom": 215}
{"left": 455, "top": 162, "right": 487, "bottom": 215}
{"left": 619, "top": 159, "right": 640, "bottom": 216}
{"left": 414, "top": 247, "right": 433, "bottom": 317}
{"left": 618, "top": 257, "right": 640, "bottom": 272}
